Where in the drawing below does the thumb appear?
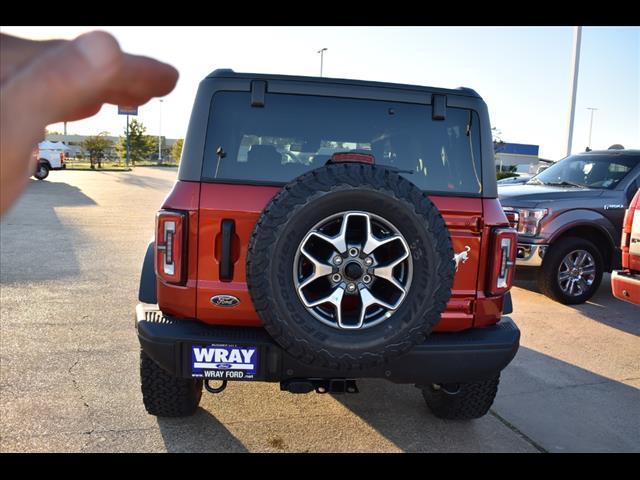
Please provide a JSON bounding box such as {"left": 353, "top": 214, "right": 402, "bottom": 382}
{"left": 7, "top": 31, "right": 124, "bottom": 125}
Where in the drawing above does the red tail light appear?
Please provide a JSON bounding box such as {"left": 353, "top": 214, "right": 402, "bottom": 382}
{"left": 155, "top": 210, "right": 187, "bottom": 284}
{"left": 621, "top": 190, "right": 640, "bottom": 269}
{"left": 60, "top": 152, "right": 65, "bottom": 164}
{"left": 330, "top": 152, "right": 375, "bottom": 164}
{"left": 487, "top": 227, "right": 517, "bottom": 296}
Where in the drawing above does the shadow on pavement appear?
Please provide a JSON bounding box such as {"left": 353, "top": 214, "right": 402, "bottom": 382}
{"left": 23, "top": 178, "right": 98, "bottom": 207}
{"left": 0, "top": 180, "right": 96, "bottom": 283}
{"left": 331, "top": 346, "right": 639, "bottom": 452}
{"left": 513, "top": 268, "right": 639, "bottom": 337}
{"left": 329, "top": 378, "right": 533, "bottom": 452}
{"left": 495, "top": 346, "right": 640, "bottom": 452}
{"left": 112, "top": 169, "right": 176, "bottom": 190}
{"left": 157, "top": 408, "right": 248, "bottom": 452}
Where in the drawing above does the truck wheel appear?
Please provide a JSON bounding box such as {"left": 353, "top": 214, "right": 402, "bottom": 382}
{"left": 247, "top": 163, "right": 455, "bottom": 371}
{"left": 34, "top": 163, "right": 49, "bottom": 180}
{"left": 421, "top": 376, "right": 499, "bottom": 420}
{"left": 139, "top": 350, "right": 202, "bottom": 417}
{"left": 537, "top": 236, "right": 603, "bottom": 305}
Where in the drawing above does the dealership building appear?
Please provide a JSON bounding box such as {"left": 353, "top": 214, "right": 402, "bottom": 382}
{"left": 494, "top": 142, "right": 552, "bottom": 175}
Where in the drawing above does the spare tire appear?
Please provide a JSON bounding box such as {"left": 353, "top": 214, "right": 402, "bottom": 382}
{"left": 246, "top": 163, "right": 455, "bottom": 371}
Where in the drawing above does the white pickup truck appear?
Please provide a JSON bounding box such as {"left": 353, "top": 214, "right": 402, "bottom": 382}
{"left": 33, "top": 140, "right": 67, "bottom": 180}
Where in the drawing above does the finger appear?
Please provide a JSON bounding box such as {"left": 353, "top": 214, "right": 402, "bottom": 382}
{"left": 5, "top": 31, "right": 178, "bottom": 124}
{"left": 0, "top": 34, "right": 66, "bottom": 84}
{"left": 101, "top": 53, "right": 179, "bottom": 105}
{"left": 4, "top": 31, "right": 124, "bottom": 125}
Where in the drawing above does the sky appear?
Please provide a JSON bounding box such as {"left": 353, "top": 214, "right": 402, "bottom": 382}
{"left": 2, "top": 26, "right": 639, "bottom": 160}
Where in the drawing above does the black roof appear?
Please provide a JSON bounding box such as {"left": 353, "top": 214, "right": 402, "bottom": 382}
{"left": 206, "top": 68, "right": 481, "bottom": 99}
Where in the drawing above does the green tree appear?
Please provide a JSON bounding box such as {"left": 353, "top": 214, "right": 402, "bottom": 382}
{"left": 116, "top": 119, "right": 154, "bottom": 165}
{"left": 171, "top": 139, "right": 184, "bottom": 163}
{"left": 82, "top": 132, "right": 112, "bottom": 169}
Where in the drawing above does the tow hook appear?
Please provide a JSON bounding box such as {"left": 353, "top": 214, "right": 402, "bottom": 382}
{"left": 204, "top": 379, "right": 228, "bottom": 394}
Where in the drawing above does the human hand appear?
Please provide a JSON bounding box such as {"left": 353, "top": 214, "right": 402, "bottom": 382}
{"left": 0, "top": 31, "right": 179, "bottom": 216}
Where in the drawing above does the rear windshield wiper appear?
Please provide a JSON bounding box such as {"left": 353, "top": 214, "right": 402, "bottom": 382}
{"left": 545, "top": 181, "right": 586, "bottom": 188}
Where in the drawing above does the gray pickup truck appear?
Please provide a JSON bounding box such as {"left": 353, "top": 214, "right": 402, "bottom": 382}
{"left": 499, "top": 148, "right": 640, "bottom": 304}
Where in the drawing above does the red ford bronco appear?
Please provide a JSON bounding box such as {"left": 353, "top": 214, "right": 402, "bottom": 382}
{"left": 136, "top": 69, "right": 520, "bottom": 420}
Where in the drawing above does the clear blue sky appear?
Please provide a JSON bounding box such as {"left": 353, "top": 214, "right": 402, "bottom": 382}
{"left": 3, "top": 26, "right": 638, "bottom": 159}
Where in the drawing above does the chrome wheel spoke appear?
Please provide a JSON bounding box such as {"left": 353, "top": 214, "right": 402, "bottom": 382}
{"left": 575, "top": 251, "right": 588, "bottom": 267}
{"left": 308, "top": 231, "right": 346, "bottom": 255}
{"left": 577, "top": 277, "right": 588, "bottom": 292}
{"left": 558, "top": 271, "right": 571, "bottom": 281}
{"left": 372, "top": 250, "right": 409, "bottom": 293}
{"left": 303, "top": 284, "right": 345, "bottom": 310}
{"left": 298, "top": 247, "right": 333, "bottom": 290}
{"left": 361, "top": 213, "right": 404, "bottom": 255}
{"left": 353, "top": 287, "right": 399, "bottom": 330}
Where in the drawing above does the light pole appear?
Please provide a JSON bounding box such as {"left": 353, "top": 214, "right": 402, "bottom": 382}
{"left": 317, "top": 48, "right": 327, "bottom": 77}
{"left": 565, "top": 26, "right": 582, "bottom": 157}
{"left": 158, "top": 99, "right": 163, "bottom": 164}
{"left": 587, "top": 107, "right": 598, "bottom": 150}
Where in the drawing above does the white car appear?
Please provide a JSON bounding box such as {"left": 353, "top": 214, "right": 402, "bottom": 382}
{"left": 33, "top": 140, "right": 67, "bottom": 180}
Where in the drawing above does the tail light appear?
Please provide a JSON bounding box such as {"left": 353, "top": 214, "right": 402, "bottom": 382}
{"left": 155, "top": 210, "right": 187, "bottom": 284}
{"left": 60, "top": 152, "right": 65, "bottom": 164}
{"left": 487, "top": 227, "right": 517, "bottom": 296}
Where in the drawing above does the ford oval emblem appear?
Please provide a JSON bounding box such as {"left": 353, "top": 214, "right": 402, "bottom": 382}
{"left": 211, "top": 295, "right": 240, "bottom": 307}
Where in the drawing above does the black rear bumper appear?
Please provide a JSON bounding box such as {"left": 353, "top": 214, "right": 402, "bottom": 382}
{"left": 135, "top": 303, "right": 520, "bottom": 385}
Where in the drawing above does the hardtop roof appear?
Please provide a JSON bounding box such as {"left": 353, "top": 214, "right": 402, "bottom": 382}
{"left": 206, "top": 68, "right": 482, "bottom": 99}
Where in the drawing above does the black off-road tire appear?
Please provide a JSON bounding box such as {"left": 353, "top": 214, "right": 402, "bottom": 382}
{"left": 537, "top": 236, "right": 603, "bottom": 305}
{"left": 422, "top": 376, "right": 500, "bottom": 420}
{"left": 140, "top": 350, "right": 202, "bottom": 417}
{"left": 34, "top": 162, "right": 49, "bottom": 180}
{"left": 246, "top": 163, "right": 455, "bottom": 371}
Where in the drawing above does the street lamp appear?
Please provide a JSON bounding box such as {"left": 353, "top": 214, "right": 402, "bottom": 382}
{"left": 587, "top": 107, "right": 598, "bottom": 150}
{"left": 317, "top": 48, "right": 328, "bottom": 77}
{"left": 158, "top": 99, "right": 163, "bottom": 164}
{"left": 565, "top": 26, "right": 582, "bottom": 157}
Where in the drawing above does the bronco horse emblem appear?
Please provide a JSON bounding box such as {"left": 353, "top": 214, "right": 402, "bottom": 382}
{"left": 454, "top": 246, "right": 471, "bottom": 271}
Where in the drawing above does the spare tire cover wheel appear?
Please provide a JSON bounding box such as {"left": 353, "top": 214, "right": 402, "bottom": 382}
{"left": 247, "top": 163, "right": 455, "bottom": 370}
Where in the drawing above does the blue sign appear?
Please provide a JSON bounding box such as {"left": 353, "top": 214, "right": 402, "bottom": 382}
{"left": 118, "top": 105, "right": 138, "bottom": 115}
{"left": 494, "top": 142, "right": 539, "bottom": 156}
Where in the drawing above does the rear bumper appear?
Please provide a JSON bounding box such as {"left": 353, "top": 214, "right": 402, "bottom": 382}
{"left": 135, "top": 303, "right": 520, "bottom": 385}
{"left": 611, "top": 270, "right": 640, "bottom": 305}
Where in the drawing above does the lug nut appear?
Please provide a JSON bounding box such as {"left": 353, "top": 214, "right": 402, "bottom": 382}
{"left": 364, "top": 257, "right": 373, "bottom": 266}
{"left": 333, "top": 256, "right": 343, "bottom": 266}
{"left": 349, "top": 248, "right": 359, "bottom": 257}
{"left": 347, "top": 283, "right": 357, "bottom": 293}
{"left": 362, "top": 274, "right": 372, "bottom": 284}
{"left": 331, "top": 273, "right": 342, "bottom": 282}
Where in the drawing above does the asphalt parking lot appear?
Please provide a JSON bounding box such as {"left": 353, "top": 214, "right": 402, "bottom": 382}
{"left": 1, "top": 167, "right": 638, "bottom": 453}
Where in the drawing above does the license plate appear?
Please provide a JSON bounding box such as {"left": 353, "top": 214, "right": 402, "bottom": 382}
{"left": 191, "top": 344, "right": 258, "bottom": 380}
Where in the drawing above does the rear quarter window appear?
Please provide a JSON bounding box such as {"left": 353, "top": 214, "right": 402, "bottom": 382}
{"left": 203, "top": 92, "right": 483, "bottom": 195}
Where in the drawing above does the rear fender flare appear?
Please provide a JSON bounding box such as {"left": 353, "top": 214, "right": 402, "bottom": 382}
{"left": 139, "top": 241, "right": 157, "bottom": 304}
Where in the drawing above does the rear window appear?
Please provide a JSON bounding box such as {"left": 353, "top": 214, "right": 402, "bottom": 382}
{"left": 203, "top": 92, "right": 483, "bottom": 195}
